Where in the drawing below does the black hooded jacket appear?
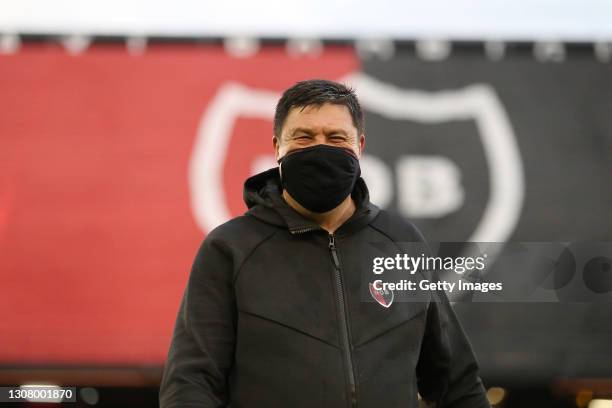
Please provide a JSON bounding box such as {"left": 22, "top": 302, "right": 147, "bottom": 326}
{"left": 159, "top": 168, "right": 490, "bottom": 408}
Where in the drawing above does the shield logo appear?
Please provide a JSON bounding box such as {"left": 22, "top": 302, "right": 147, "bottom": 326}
{"left": 189, "top": 74, "right": 524, "bottom": 246}
{"left": 369, "top": 282, "right": 394, "bottom": 308}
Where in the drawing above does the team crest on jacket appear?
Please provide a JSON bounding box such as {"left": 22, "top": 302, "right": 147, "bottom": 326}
{"left": 369, "top": 282, "right": 394, "bottom": 308}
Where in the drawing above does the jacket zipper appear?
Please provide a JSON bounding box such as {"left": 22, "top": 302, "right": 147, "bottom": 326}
{"left": 328, "top": 233, "right": 358, "bottom": 408}
{"left": 291, "top": 227, "right": 319, "bottom": 234}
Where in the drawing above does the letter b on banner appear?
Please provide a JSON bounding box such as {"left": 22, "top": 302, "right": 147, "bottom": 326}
{"left": 396, "top": 155, "right": 464, "bottom": 218}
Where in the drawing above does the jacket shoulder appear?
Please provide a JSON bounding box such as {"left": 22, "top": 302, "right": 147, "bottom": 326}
{"left": 206, "top": 214, "right": 272, "bottom": 238}
{"left": 199, "top": 215, "right": 278, "bottom": 265}
{"left": 370, "top": 208, "right": 427, "bottom": 243}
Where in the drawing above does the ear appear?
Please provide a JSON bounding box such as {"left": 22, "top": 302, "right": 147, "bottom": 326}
{"left": 273, "top": 136, "right": 280, "bottom": 162}
{"left": 357, "top": 134, "right": 366, "bottom": 158}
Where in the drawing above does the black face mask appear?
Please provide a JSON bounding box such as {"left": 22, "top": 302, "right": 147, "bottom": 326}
{"left": 278, "top": 144, "right": 361, "bottom": 213}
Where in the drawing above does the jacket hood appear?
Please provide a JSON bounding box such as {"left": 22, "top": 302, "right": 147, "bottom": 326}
{"left": 243, "top": 167, "right": 379, "bottom": 234}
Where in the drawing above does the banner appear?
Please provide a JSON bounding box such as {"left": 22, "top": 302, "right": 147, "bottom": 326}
{"left": 1, "top": 43, "right": 611, "bottom": 380}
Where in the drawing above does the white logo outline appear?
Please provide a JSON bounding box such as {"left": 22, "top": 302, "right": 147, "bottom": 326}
{"left": 189, "top": 74, "right": 525, "bottom": 246}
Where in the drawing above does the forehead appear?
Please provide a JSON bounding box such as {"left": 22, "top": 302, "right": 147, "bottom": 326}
{"left": 282, "top": 103, "right": 356, "bottom": 133}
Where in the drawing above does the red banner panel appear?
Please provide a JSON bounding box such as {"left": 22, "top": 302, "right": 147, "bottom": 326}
{"left": 0, "top": 44, "right": 358, "bottom": 364}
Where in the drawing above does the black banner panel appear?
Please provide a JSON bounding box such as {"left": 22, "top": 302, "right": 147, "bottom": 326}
{"left": 359, "top": 52, "right": 612, "bottom": 381}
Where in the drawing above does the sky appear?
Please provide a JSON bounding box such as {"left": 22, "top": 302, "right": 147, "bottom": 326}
{"left": 1, "top": 0, "right": 611, "bottom": 40}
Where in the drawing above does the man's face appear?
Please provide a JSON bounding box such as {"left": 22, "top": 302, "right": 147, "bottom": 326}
{"left": 273, "top": 103, "right": 365, "bottom": 161}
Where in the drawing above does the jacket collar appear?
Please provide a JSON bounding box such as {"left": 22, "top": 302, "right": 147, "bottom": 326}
{"left": 243, "top": 167, "right": 379, "bottom": 235}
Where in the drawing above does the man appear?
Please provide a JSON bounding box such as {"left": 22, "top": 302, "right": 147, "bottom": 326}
{"left": 159, "top": 79, "right": 491, "bottom": 408}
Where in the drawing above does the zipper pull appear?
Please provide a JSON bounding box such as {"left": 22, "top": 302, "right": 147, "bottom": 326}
{"left": 328, "top": 234, "right": 341, "bottom": 268}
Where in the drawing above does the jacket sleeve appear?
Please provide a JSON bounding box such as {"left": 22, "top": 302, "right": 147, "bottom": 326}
{"left": 416, "top": 282, "right": 491, "bottom": 408}
{"left": 159, "top": 234, "right": 236, "bottom": 408}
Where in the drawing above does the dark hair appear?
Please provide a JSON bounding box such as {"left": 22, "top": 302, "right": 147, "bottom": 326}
{"left": 273, "top": 79, "right": 365, "bottom": 140}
